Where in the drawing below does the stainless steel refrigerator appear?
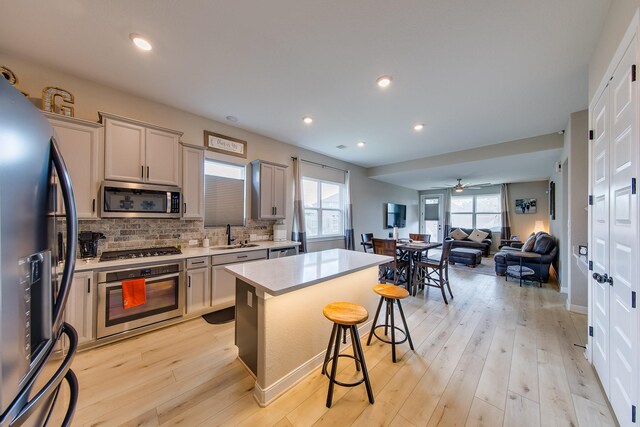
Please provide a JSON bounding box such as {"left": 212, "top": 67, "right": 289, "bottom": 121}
{"left": 0, "top": 79, "right": 79, "bottom": 426}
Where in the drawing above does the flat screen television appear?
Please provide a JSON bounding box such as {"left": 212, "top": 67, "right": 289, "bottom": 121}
{"left": 385, "top": 203, "right": 406, "bottom": 228}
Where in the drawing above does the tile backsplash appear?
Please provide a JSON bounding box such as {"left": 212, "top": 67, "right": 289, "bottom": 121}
{"left": 60, "top": 218, "right": 275, "bottom": 257}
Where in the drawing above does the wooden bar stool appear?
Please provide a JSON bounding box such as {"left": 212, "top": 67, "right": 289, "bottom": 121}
{"left": 366, "top": 284, "right": 414, "bottom": 362}
{"left": 322, "top": 302, "right": 374, "bottom": 408}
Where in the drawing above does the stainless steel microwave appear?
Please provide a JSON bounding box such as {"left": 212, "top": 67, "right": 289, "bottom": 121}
{"left": 100, "top": 181, "right": 182, "bottom": 218}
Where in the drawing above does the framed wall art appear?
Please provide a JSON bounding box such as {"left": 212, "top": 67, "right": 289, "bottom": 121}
{"left": 515, "top": 198, "right": 537, "bottom": 214}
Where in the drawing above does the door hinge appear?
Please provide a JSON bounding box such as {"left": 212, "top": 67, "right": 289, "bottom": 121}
{"left": 632, "top": 64, "right": 637, "bottom": 83}
{"left": 632, "top": 404, "right": 636, "bottom": 423}
{"left": 632, "top": 178, "right": 637, "bottom": 195}
{"left": 589, "top": 130, "right": 594, "bottom": 140}
{"left": 588, "top": 195, "right": 594, "bottom": 205}
{"left": 633, "top": 291, "right": 637, "bottom": 309}
{"left": 589, "top": 326, "right": 594, "bottom": 337}
{"left": 589, "top": 260, "right": 593, "bottom": 271}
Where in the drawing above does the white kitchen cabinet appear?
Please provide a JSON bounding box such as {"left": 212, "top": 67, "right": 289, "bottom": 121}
{"left": 251, "top": 160, "right": 287, "bottom": 220}
{"left": 64, "top": 271, "right": 94, "bottom": 345}
{"left": 100, "top": 112, "right": 182, "bottom": 186}
{"left": 186, "top": 257, "right": 211, "bottom": 314}
{"left": 146, "top": 128, "right": 180, "bottom": 185}
{"left": 211, "top": 250, "right": 267, "bottom": 310}
{"left": 181, "top": 144, "right": 204, "bottom": 219}
{"left": 46, "top": 113, "right": 101, "bottom": 219}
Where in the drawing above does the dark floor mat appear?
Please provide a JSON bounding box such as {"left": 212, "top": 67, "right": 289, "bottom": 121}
{"left": 202, "top": 307, "right": 235, "bottom": 324}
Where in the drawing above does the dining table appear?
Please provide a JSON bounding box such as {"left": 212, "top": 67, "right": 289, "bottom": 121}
{"left": 395, "top": 240, "right": 442, "bottom": 296}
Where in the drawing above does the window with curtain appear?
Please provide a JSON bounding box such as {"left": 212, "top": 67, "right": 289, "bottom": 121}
{"left": 204, "top": 159, "right": 245, "bottom": 227}
{"left": 302, "top": 178, "right": 344, "bottom": 238}
{"left": 451, "top": 194, "right": 501, "bottom": 231}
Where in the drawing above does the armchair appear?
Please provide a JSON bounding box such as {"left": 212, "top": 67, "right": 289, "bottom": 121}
{"left": 494, "top": 232, "right": 557, "bottom": 282}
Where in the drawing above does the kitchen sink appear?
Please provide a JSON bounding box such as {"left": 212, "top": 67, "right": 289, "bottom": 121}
{"left": 210, "top": 243, "right": 260, "bottom": 250}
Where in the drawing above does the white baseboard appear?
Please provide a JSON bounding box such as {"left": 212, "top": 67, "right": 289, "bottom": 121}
{"left": 568, "top": 304, "right": 588, "bottom": 315}
{"left": 253, "top": 319, "right": 373, "bottom": 407}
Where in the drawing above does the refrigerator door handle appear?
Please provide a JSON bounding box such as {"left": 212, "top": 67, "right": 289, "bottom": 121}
{"left": 50, "top": 137, "right": 78, "bottom": 333}
{"left": 8, "top": 323, "right": 78, "bottom": 427}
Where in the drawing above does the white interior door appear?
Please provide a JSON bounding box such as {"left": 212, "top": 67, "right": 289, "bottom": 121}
{"left": 591, "top": 84, "right": 611, "bottom": 394}
{"left": 608, "top": 38, "right": 638, "bottom": 423}
{"left": 420, "top": 195, "right": 443, "bottom": 242}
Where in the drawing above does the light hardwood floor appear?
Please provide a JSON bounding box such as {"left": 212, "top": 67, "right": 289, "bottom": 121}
{"left": 51, "top": 267, "right": 617, "bottom": 426}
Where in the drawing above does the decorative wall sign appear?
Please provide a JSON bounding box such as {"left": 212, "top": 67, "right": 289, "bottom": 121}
{"left": 42, "top": 86, "right": 75, "bottom": 117}
{"left": 0, "top": 66, "right": 17, "bottom": 85}
{"left": 204, "top": 130, "right": 247, "bottom": 158}
{"left": 1, "top": 65, "right": 29, "bottom": 97}
{"left": 515, "top": 198, "right": 537, "bottom": 214}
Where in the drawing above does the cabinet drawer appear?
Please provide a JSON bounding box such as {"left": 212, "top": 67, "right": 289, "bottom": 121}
{"left": 211, "top": 250, "right": 267, "bottom": 265}
{"left": 187, "top": 257, "right": 210, "bottom": 269}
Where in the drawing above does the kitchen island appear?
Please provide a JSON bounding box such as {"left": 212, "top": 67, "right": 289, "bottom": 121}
{"left": 225, "top": 248, "right": 391, "bottom": 406}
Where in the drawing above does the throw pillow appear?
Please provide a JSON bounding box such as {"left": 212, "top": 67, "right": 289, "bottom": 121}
{"left": 521, "top": 234, "right": 536, "bottom": 252}
{"left": 449, "top": 228, "right": 468, "bottom": 240}
{"left": 468, "top": 229, "right": 489, "bottom": 243}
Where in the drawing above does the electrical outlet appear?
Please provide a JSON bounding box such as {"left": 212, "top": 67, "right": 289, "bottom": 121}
{"left": 388, "top": 232, "right": 393, "bottom": 238}
{"left": 247, "top": 291, "right": 253, "bottom": 308}
{"left": 188, "top": 239, "right": 198, "bottom": 246}
{"left": 249, "top": 234, "right": 257, "bottom": 241}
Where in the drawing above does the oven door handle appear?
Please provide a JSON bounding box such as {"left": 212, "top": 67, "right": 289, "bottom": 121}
{"left": 103, "top": 273, "right": 182, "bottom": 286}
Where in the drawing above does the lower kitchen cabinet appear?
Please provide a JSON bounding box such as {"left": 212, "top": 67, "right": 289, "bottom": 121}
{"left": 211, "top": 250, "right": 268, "bottom": 311}
{"left": 64, "top": 271, "right": 95, "bottom": 345}
{"left": 186, "top": 266, "right": 211, "bottom": 314}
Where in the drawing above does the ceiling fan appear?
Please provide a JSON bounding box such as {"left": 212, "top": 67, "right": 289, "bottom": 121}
{"left": 430, "top": 178, "right": 493, "bottom": 193}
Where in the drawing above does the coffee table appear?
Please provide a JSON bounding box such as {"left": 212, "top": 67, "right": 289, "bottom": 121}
{"left": 505, "top": 252, "right": 542, "bottom": 287}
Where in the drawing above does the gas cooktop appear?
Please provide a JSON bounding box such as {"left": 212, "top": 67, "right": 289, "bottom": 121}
{"left": 99, "top": 246, "right": 182, "bottom": 262}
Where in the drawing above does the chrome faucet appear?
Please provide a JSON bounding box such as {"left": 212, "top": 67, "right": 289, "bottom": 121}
{"left": 226, "top": 224, "right": 235, "bottom": 246}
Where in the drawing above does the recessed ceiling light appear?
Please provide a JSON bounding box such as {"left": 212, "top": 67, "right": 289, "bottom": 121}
{"left": 130, "top": 33, "right": 152, "bottom": 51}
{"left": 357, "top": 141, "right": 366, "bottom": 148}
{"left": 414, "top": 124, "right": 424, "bottom": 131}
{"left": 376, "top": 75, "right": 392, "bottom": 88}
{"left": 226, "top": 115, "right": 238, "bottom": 122}
{"left": 303, "top": 116, "right": 313, "bottom": 124}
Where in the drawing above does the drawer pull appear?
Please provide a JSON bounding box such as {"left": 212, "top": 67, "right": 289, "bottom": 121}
{"left": 191, "top": 261, "right": 205, "bottom": 265}
{"left": 237, "top": 255, "right": 248, "bottom": 259}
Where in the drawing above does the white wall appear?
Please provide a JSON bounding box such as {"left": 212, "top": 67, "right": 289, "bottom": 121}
{"left": 1, "top": 53, "right": 418, "bottom": 251}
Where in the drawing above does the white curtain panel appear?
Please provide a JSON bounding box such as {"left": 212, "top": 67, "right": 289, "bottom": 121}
{"left": 291, "top": 157, "right": 307, "bottom": 252}
{"left": 344, "top": 170, "right": 355, "bottom": 250}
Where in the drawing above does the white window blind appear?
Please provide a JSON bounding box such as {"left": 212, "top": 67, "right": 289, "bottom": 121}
{"left": 204, "top": 160, "right": 245, "bottom": 227}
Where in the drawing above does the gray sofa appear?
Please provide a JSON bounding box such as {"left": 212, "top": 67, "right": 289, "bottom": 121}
{"left": 445, "top": 227, "right": 493, "bottom": 256}
{"left": 494, "top": 232, "right": 557, "bottom": 283}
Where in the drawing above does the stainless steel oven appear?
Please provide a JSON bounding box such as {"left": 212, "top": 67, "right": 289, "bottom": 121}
{"left": 100, "top": 181, "right": 182, "bottom": 218}
{"left": 96, "top": 262, "right": 184, "bottom": 339}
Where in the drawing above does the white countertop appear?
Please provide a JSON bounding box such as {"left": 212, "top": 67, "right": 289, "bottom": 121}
{"left": 72, "top": 240, "right": 300, "bottom": 272}
{"left": 224, "top": 249, "right": 392, "bottom": 296}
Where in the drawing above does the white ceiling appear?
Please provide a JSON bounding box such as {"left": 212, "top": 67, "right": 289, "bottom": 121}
{"left": 0, "top": 1, "right": 608, "bottom": 175}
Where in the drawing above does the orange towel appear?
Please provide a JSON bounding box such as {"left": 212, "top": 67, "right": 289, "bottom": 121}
{"left": 122, "top": 278, "right": 147, "bottom": 309}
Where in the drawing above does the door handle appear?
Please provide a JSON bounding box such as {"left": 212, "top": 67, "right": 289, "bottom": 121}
{"left": 141, "top": 165, "right": 144, "bottom": 179}
{"left": 602, "top": 273, "right": 613, "bottom": 286}
{"left": 188, "top": 276, "right": 191, "bottom": 288}
{"left": 92, "top": 198, "right": 96, "bottom": 213}
{"left": 592, "top": 272, "right": 604, "bottom": 283}
{"left": 147, "top": 166, "right": 150, "bottom": 179}
{"left": 87, "top": 278, "right": 91, "bottom": 294}
{"left": 183, "top": 203, "right": 187, "bottom": 214}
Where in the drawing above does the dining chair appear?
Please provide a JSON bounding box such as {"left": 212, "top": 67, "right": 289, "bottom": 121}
{"left": 409, "top": 233, "right": 431, "bottom": 243}
{"left": 361, "top": 233, "right": 374, "bottom": 253}
{"left": 412, "top": 240, "right": 453, "bottom": 303}
{"left": 372, "top": 238, "right": 408, "bottom": 286}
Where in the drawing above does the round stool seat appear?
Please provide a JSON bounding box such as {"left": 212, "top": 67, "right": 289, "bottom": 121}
{"left": 373, "top": 284, "right": 409, "bottom": 299}
{"left": 323, "top": 302, "right": 368, "bottom": 325}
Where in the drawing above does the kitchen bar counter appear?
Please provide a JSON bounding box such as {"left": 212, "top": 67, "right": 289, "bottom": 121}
{"left": 72, "top": 240, "right": 300, "bottom": 272}
{"left": 224, "top": 249, "right": 391, "bottom": 295}
{"left": 225, "top": 249, "right": 391, "bottom": 406}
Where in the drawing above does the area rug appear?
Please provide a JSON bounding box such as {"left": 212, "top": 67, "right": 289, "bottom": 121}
{"left": 202, "top": 307, "right": 235, "bottom": 324}
{"left": 448, "top": 253, "right": 497, "bottom": 277}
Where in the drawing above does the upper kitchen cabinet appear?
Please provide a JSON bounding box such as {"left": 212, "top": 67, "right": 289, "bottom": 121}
{"left": 100, "top": 112, "right": 182, "bottom": 186}
{"left": 251, "top": 160, "right": 287, "bottom": 220}
{"left": 181, "top": 144, "right": 204, "bottom": 219}
{"left": 45, "top": 113, "right": 101, "bottom": 219}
